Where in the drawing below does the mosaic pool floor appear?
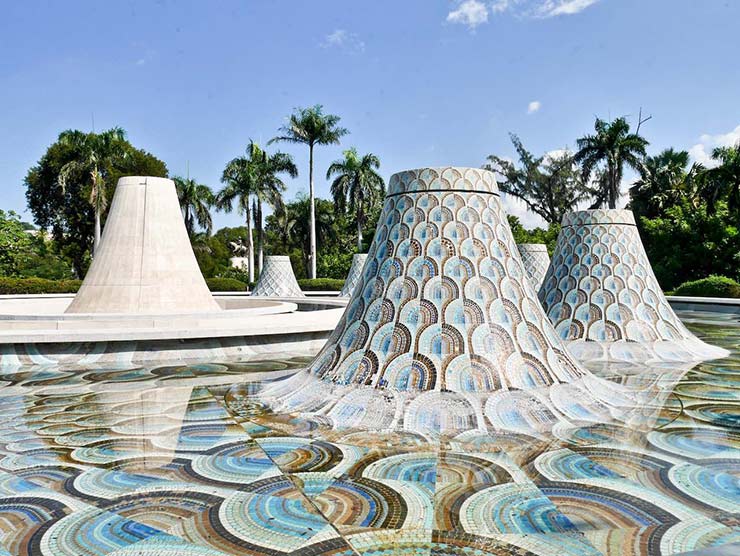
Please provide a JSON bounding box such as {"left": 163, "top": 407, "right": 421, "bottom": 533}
{"left": 0, "top": 310, "right": 737, "bottom": 556}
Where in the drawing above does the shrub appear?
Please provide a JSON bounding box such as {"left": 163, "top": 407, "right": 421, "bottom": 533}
{"left": 298, "top": 278, "right": 345, "bottom": 291}
{"left": 0, "top": 277, "right": 81, "bottom": 294}
{"left": 205, "top": 277, "right": 247, "bottom": 292}
{"left": 672, "top": 275, "right": 740, "bottom": 298}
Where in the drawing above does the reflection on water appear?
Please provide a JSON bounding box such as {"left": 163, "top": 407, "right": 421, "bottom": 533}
{"left": 0, "top": 311, "right": 737, "bottom": 555}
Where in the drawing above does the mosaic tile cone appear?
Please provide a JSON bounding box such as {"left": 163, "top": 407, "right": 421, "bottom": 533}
{"left": 339, "top": 253, "right": 368, "bottom": 297}
{"left": 308, "top": 167, "right": 589, "bottom": 391}
{"left": 539, "top": 209, "right": 729, "bottom": 363}
{"left": 251, "top": 255, "right": 304, "bottom": 297}
{"left": 517, "top": 243, "right": 550, "bottom": 292}
{"left": 66, "top": 176, "right": 220, "bottom": 314}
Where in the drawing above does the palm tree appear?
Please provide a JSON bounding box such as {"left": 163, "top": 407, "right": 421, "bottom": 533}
{"left": 574, "top": 117, "right": 648, "bottom": 209}
{"left": 327, "top": 148, "right": 385, "bottom": 250}
{"left": 629, "top": 148, "right": 690, "bottom": 217}
{"left": 57, "top": 127, "right": 128, "bottom": 254}
{"left": 173, "top": 176, "right": 215, "bottom": 237}
{"left": 271, "top": 204, "right": 297, "bottom": 253}
{"left": 289, "top": 195, "right": 339, "bottom": 277}
{"left": 218, "top": 155, "right": 256, "bottom": 282}
{"left": 270, "top": 105, "right": 348, "bottom": 278}
{"left": 250, "top": 144, "right": 298, "bottom": 273}
{"left": 700, "top": 142, "right": 740, "bottom": 215}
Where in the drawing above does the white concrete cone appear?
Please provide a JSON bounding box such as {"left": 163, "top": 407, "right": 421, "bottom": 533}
{"left": 339, "top": 254, "right": 368, "bottom": 297}
{"left": 517, "top": 243, "right": 550, "bottom": 292}
{"left": 251, "top": 256, "right": 304, "bottom": 298}
{"left": 66, "top": 177, "right": 220, "bottom": 314}
{"left": 539, "top": 209, "right": 729, "bottom": 363}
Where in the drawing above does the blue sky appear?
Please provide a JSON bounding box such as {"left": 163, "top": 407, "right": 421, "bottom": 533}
{"left": 1, "top": 0, "right": 739, "bottom": 229}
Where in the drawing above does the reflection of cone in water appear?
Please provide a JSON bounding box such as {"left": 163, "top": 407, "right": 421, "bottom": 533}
{"left": 539, "top": 209, "right": 728, "bottom": 363}
{"left": 251, "top": 256, "right": 304, "bottom": 297}
{"left": 308, "top": 167, "right": 587, "bottom": 391}
{"left": 339, "top": 254, "right": 368, "bottom": 297}
{"left": 517, "top": 243, "right": 550, "bottom": 292}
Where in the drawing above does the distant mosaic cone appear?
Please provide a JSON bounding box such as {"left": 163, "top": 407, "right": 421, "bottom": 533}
{"left": 251, "top": 256, "right": 304, "bottom": 297}
{"left": 308, "top": 167, "right": 589, "bottom": 391}
{"left": 517, "top": 243, "right": 550, "bottom": 292}
{"left": 540, "top": 209, "right": 728, "bottom": 363}
{"left": 339, "top": 254, "right": 368, "bottom": 297}
{"left": 66, "top": 177, "right": 220, "bottom": 314}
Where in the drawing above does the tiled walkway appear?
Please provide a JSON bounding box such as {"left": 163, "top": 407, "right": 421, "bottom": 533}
{"left": 0, "top": 313, "right": 737, "bottom": 555}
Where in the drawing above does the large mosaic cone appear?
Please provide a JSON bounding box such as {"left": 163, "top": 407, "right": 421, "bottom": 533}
{"left": 308, "top": 167, "right": 588, "bottom": 391}
{"left": 339, "top": 253, "right": 368, "bottom": 297}
{"left": 67, "top": 177, "right": 220, "bottom": 314}
{"left": 251, "top": 256, "right": 304, "bottom": 297}
{"left": 539, "top": 209, "right": 729, "bottom": 363}
{"left": 517, "top": 243, "right": 550, "bottom": 292}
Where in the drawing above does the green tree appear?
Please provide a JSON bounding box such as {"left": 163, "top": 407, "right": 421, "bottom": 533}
{"left": 250, "top": 143, "right": 298, "bottom": 273}
{"left": 574, "top": 117, "right": 648, "bottom": 209}
{"left": 270, "top": 105, "right": 348, "bottom": 278}
{"left": 173, "top": 176, "right": 215, "bottom": 237}
{"left": 700, "top": 142, "right": 740, "bottom": 216}
{"left": 218, "top": 153, "right": 257, "bottom": 282}
{"left": 485, "top": 134, "right": 589, "bottom": 224}
{"left": 24, "top": 128, "right": 168, "bottom": 276}
{"left": 0, "top": 210, "right": 34, "bottom": 277}
{"left": 629, "top": 149, "right": 695, "bottom": 218}
{"left": 327, "top": 148, "right": 385, "bottom": 250}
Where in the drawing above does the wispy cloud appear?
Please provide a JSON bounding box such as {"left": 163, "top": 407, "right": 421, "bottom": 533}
{"left": 688, "top": 124, "right": 740, "bottom": 167}
{"left": 447, "top": 0, "right": 489, "bottom": 30}
{"left": 527, "top": 100, "right": 542, "bottom": 114}
{"left": 449, "top": 0, "right": 600, "bottom": 25}
{"left": 321, "top": 29, "right": 365, "bottom": 53}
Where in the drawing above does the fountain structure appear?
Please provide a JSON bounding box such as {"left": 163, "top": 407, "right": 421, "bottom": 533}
{"left": 517, "top": 243, "right": 550, "bottom": 292}
{"left": 251, "top": 256, "right": 305, "bottom": 297}
{"left": 539, "top": 209, "right": 728, "bottom": 363}
{"left": 338, "top": 253, "right": 367, "bottom": 297}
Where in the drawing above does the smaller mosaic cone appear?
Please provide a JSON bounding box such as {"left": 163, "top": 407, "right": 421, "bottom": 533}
{"left": 517, "top": 243, "right": 550, "bottom": 292}
{"left": 251, "top": 256, "right": 304, "bottom": 298}
{"left": 539, "top": 209, "right": 729, "bottom": 363}
{"left": 339, "top": 254, "right": 368, "bottom": 297}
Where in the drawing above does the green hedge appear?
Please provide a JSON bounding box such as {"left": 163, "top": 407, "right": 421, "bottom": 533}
{"left": 672, "top": 275, "right": 740, "bottom": 298}
{"left": 298, "top": 278, "right": 344, "bottom": 291}
{"left": 0, "top": 277, "right": 82, "bottom": 294}
{"left": 206, "top": 277, "right": 248, "bottom": 292}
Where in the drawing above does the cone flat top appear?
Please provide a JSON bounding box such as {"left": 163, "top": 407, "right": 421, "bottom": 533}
{"left": 562, "top": 209, "right": 636, "bottom": 227}
{"left": 263, "top": 255, "right": 291, "bottom": 262}
{"left": 388, "top": 167, "right": 499, "bottom": 196}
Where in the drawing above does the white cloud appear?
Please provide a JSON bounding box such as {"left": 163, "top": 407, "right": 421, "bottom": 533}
{"left": 487, "top": 0, "right": 599, "bottom": 18}
{"left": 321, "top": 29, "right": 365, "bottom": 53}
{"left": 688, "top": 124, "right": 740, "bottom": 168}
{"left": 447, "top": 0, "right": 489, "bottom": 30}
{"left": 527, "top": 100, "right": 542, "bottom": 114}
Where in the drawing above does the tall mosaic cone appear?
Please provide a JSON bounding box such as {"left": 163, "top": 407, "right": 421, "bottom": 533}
{"left": 539, "top": 209, "right": 729, "bottom": 363}
{"left": 66, "top": 177, "right": 220, "bottom": 314}
{"left": 308, "top": 167, "right": 588, "bottom": 391}
{"left": 251, "top": 256, "right": 304, "bottom": 297}
{"left": 339, "top": 254, "right": 368, "bottom": 297}
{"left": 517, "top": 243, "right": 550, "bottom": 292}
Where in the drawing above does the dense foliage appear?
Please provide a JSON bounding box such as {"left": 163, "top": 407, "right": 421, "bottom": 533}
{"left": 672, "top": 275, "right": 740, "bottom": 298}
{"left": 298, "top": 278, "right": 345, "bottom": 291}
{"left": 205, "top": 277, "right": 247, "bottom": 292}
{"left": 0, "top": 277, "right": 81, "bottom": 294}
{"left": 24, "top": 128, "right": 168, "bottom": 276}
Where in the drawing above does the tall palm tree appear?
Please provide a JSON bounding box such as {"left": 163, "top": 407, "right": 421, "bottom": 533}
{"left": 250, "top": 143, "right": 298, "bottom": 273}
{"left": 173, "top": 176, "right": 215, "bottom": 237}
{"left": 701, "top": 142, "right": 740, "bottom": 215}
{"left": 57, "top": 127, "right": 128, "bottom": 254}
{"left": 271, "top": 204, "right": 297, "bottom": 253}
{"left": 327, "top": 148, "right": 385, "bottom": 250}
{"left": 218, "top": 156, "right": 256, "bottom": 282}
{"left": 574, "top": 117, "right": 648, "bottom": 209}
{"left": 629, "top": 148, "right": 690, "bottom": 217}
{"left": 270, "top": 105, "right": 348, "bottom": 278}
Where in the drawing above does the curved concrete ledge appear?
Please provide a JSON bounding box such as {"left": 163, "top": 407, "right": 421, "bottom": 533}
{"left": 667, "top": 295, "right": 740, "bottom": 315}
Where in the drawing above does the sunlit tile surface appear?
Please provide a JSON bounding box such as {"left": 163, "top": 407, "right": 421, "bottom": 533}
{"left": 0, "top": 312, "right": 737, "bottom": 555}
